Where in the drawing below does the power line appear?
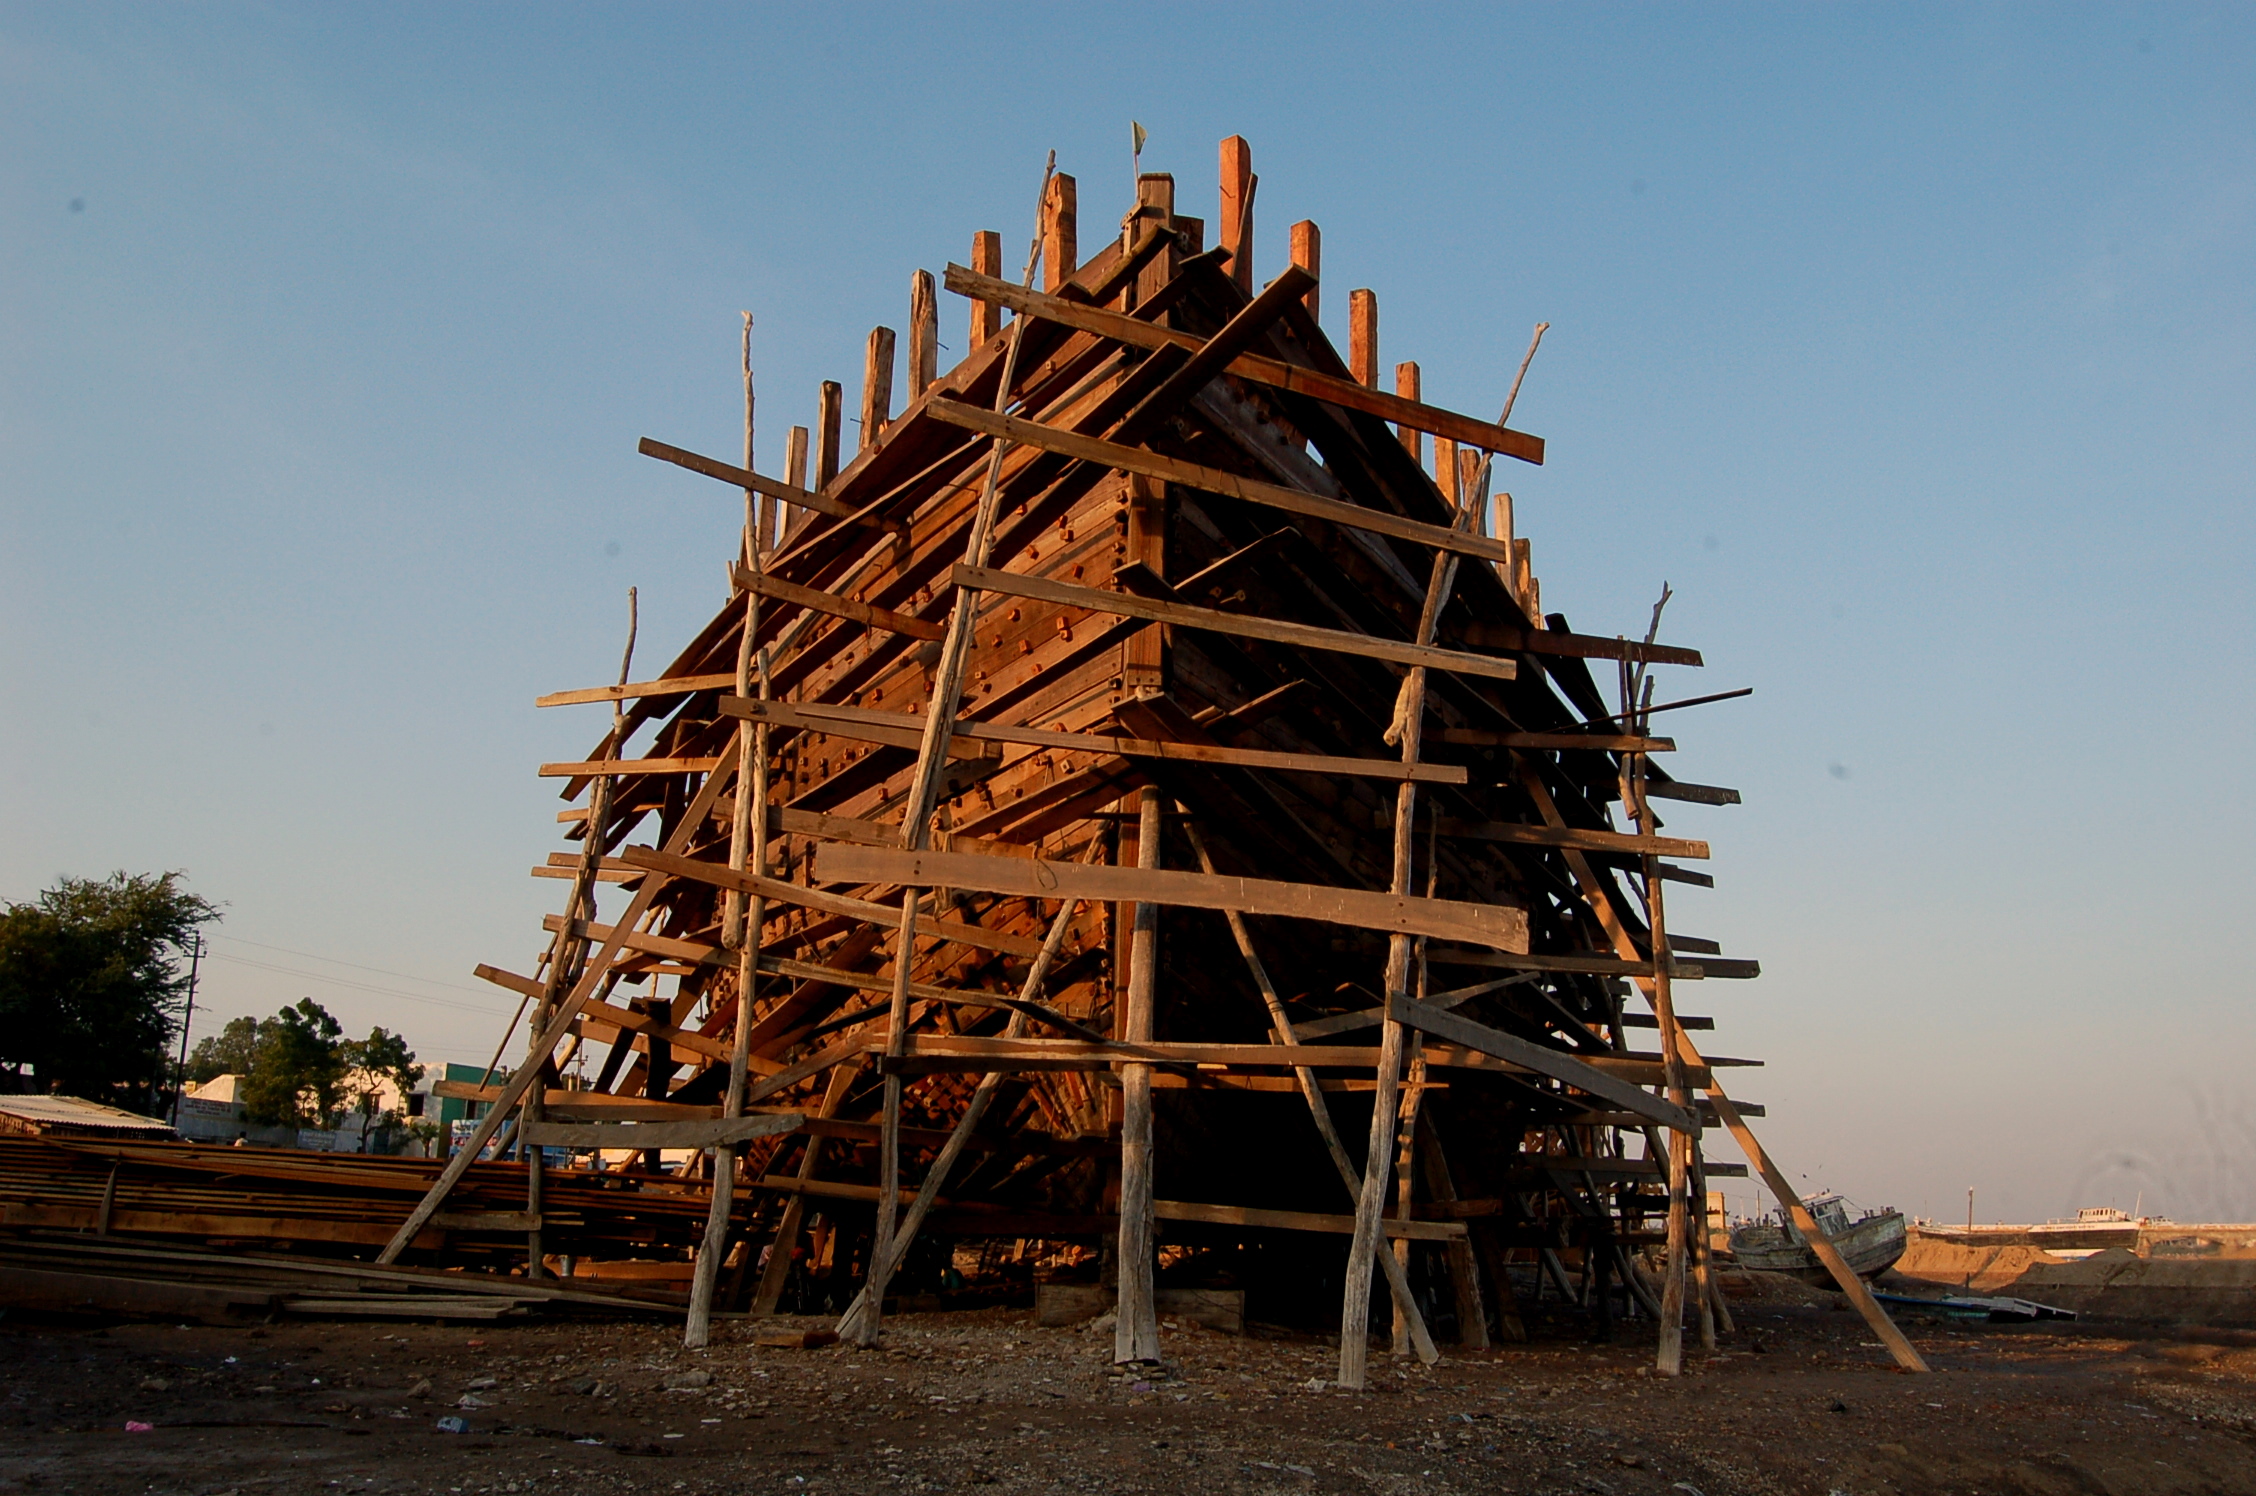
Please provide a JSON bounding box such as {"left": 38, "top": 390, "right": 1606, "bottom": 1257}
{"left": 204, "top": 951, "right": 500, "bottom": 1017}
{"left": 216, "top": 935, "right": 495, "bottom": 997}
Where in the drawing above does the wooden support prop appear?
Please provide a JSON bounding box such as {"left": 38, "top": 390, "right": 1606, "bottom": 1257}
{"left": 1290, "top": 219, "right": 1320, "bottom": 320}
{"left": 968, "top": 231, "right": 1003, "bottom": 345}
{"left": 1386, "top": 997, "right": 1695, "bottom": 1132}
{"left": 726, "top": 692, "right": 1465, "bottom": 784}
{"left": 941, "top": 265, "right": 1542, "bottom": 464}
{"left": 860, "top": 327, "right": 895, "bottom": 452}
{"left": 1349, "top": 289, "right": 1378, "bottom": 388}
{"left": 726, "top": 565, "right": 946, "bottom": 641}
{"left": 519, "top": 1115, "right": 802, "bottom": 1151}
{"left": 925, "top": 399, "right": 1514, "bottom": 564}
{"left": 908, "top": 270, "right": 938, "bottom": 395}
{"left": 636, "top": 436, "right": 884, "bottom": 529}
{"left": 1115, "top": 786, "right": 1163, "bottom": 1365}
{"left": 951, "top": 563, "right": 1518, "bottom": 682}
{"left": 815, "top": 844, "right": 1528, "bottom": 951}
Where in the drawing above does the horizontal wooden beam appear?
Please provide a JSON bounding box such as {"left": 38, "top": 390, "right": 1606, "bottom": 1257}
{"left": 1422, "top": 946, "right": 1698, "bottom": 980}
{"left": 618, "top": 844, "right": 1047, "bottom": 958}
{"left": 711, "top": 697, "right": 996, "bottom": 757}
{"left": 1433, "top": 817, "right": 1710, "bottom": 861}
{"left": 723, "top": 696, "right": 1467, "bottom": 785}
{"left": 637, "top": 436, "right": 900, "bottom": 531}
{"left": 1385, "top": 996, "right": 1697, "bottom": 1133}
{"left": 1155, "top": 1199, "right": 1466, "bottom": 1242}
{"left": 941, "top": 265, "right": 1543, "bottom": 465}
{"left": 817, "top": 844, "right": 1529, "bottom": 952}
{"left": 537, "top": 756, "right": 721, "bottom": 779}
{"left": 1460, "top": 623, "right": 1702, "bottom": 668}
{"left": 537, "top": 673, "right": 737, "bottom": 709}
{"left": 926, "top": 398, "right": 1514, "bottom": 564}
{"left": 728, "top": 564, "right": 946, "bottom": 642}
{"left": 1646, "top": 779, "right": 1742, "bottom": 807}
{"left": 1434, "top": 728, "right": 1673, "bottom": 752}
{"left": 951, "top": 563, "right": 1517, "bottom": 682}
{"left": 518, "top": 1115, "right": 803, "bottom": 1151}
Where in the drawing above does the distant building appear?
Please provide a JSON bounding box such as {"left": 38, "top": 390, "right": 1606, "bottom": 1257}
{"left": 176, "top": 1071, "right": 431, "bottom": 1151}
{"left": 0, "top": 1094, "right": 177, "bottom": 1142}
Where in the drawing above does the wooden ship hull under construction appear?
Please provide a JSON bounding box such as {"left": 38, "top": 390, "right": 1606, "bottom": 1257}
{"left": 365, "top": 136, "right": 1930, "bottom": 1382}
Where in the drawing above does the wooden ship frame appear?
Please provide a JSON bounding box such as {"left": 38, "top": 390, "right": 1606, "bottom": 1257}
{"left": 385, "top": 136, "right": 1926, "bottom": 1384}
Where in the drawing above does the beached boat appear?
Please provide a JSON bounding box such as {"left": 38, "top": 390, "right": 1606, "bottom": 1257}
{"left": 1728, "top": 1192, "right": 1908, "bottom": 1283}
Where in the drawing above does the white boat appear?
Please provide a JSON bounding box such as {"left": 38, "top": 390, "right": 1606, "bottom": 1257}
{"left": 1728, "top": 1192, "right": 1908, "bottom": 1284}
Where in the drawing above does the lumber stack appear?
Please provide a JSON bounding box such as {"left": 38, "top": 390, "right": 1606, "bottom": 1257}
{"left": 0, "top": 1134, "right": 724, "bottom": 1274}
{"left": 379, "top": 135, "right": 1924, "bottom": 1379}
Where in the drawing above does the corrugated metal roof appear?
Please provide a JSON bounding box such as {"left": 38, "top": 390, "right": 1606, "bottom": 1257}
{"left": 0, "top": 1094, "right": 178, "bottom": 1135}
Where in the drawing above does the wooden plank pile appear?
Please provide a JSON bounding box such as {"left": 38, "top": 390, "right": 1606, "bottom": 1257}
{"left": 0, "top": 1134, "right": 729, "bottom": 1278}
{"left": 382, "top": 136, "right": 1926, "bottom": 1382}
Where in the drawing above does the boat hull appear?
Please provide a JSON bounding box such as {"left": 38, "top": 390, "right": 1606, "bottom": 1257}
{"left": 1731, "top": 1209, "right": 1908, "bottom": 1285}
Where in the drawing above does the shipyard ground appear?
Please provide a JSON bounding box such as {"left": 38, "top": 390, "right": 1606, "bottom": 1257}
{"left": 7, "top": 1299, "right": 2255, "bottom": 1496}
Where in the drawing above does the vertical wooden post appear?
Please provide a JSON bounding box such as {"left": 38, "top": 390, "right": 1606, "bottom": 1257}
{"left": 781, "top": 426, "right": 809, "bottom": 547}
{"left": 1389, "top": 1041, "right": 1424, "bottom": 1356}
{"left": 1434, "top": 437, "right": 1459, "bottom": 506}
{"left": 1041, "top": 174, "right": 1077, "bottom": 293}
{"left": 969, "top": 231, "right": 1004, "bottom": 345}
{"left": 1349, "top": 290, "right": 1378, "bottom": 388}
{"left": 1339, "top": 497, "right": 1475, "bottom": 1390}
{"left": 860, "top": 327, "right": 896, "bottom": 453}
{"left": 1114, "top": 785, "right": 1163, "bottom": 1365}
{"left": 1394, "top": 363, "right": 1422, "bottom": 463}
{"left": 815, "top": 382, "right": 843, "bottom": 489}
{"left": 908, "top": 270, "right": 938, "bottom": 397}
{"left": 1218, "top": 135, "right": 1254, "bottom": 293}
{"left": 1134, "top": 175, "right": 1177, "bottom": 312}
{"left": 1289, "top": 220, "right": 1320, "bottom": 321}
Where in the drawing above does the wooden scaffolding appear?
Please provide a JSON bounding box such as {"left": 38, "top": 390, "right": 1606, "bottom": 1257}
{"left": 384, "top": 136, "right": 1924, "bottom": 1384}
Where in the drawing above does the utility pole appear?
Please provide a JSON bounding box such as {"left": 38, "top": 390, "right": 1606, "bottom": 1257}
{"left": 170, "top": 933, "right": 203, "bottom": 1126}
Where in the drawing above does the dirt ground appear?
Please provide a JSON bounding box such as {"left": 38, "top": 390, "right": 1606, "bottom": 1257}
{"left": 7, "top": 1295, "right": 2256, "bottom": 1496}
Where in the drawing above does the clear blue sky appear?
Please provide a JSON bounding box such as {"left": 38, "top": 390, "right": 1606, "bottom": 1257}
{"left": 4, "top": 4, "right": 2250, "bottom": 1224}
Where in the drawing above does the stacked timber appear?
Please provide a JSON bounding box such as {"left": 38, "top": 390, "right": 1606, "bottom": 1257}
{"left": 385, "top": 136, "right": 1926, "bottom": 1381}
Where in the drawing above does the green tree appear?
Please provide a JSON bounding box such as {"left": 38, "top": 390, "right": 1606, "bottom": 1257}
{"left": 0, "top": 871, "right": 219, "bottom": 1108}
{"left": 186, "top": 1015, "right": 259, "bottom": 1085}
{"left": 339, "top": 1026, "right": 423, "bottom": 1121}
{"left": 240, "top": 998, "right": 347, "bottom": 1127}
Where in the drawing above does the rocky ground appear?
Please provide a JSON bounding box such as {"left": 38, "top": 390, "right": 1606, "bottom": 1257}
{"left": 6, "top": 1293, "right": 2256, "bottom": 1495}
